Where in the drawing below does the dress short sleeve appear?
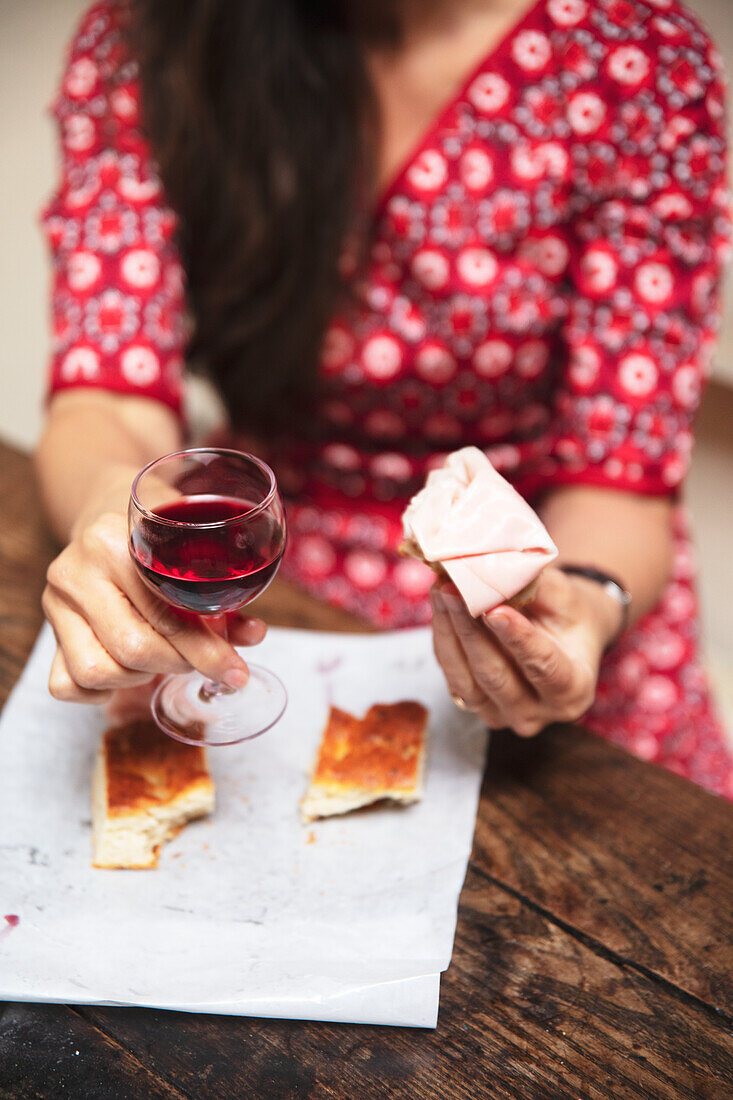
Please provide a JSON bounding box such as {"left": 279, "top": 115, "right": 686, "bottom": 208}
{"left": 544, "top": 16, "right": 730, "bottom": 496}
{"left": 41, "top": 1, "right": 186, "bottom": 416}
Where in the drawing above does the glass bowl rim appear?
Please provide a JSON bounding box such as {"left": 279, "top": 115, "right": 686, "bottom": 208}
{"left": 130, "top": 447, "right": 279, "bottom": 529}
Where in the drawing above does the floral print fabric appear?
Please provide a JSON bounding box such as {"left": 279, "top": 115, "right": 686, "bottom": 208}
{"left": 44, "top": 0, "right": 732, "bottom": 798}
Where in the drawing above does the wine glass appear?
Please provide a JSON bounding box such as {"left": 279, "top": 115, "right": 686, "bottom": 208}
{"left": 128, "top": 448, "right": 287, "bottom": 746}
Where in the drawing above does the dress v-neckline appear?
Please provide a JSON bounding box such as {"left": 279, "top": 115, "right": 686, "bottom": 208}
{"left": 374, "top": 0, "right": 546, "bottom": 218}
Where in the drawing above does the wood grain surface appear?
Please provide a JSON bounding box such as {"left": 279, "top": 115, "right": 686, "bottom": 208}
{"left": 1, "top": 438, "right": 732, "bottom": 1100}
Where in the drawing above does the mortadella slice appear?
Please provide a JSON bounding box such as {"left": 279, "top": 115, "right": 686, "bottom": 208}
{"left": 401, "top": 447, "right": 558, "bottom": 617}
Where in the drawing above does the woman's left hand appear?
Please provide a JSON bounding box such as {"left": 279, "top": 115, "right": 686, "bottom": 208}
{"left": 430, "top": 566, "right": 622, "bottom": 737}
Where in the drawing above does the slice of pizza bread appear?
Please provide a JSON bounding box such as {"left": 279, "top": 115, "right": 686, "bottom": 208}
{"left": 92, "top": 720, "right": 214, "bottom": 869}
{"left": 301, "top": 702, "right": 428, "bottom": 822}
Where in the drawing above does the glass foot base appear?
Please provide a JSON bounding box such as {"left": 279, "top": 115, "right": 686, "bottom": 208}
{"left": 151, "top": 664, "right": 287, "bottom": 746}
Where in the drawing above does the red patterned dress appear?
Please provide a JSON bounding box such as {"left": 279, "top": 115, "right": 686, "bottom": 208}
{"left": 44, "top": 0, "right": 733, "bottom": 798}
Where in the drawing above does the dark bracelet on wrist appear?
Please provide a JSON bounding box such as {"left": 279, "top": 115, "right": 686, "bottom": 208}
{"left": 558, "top": 564, "right": 632, "bottom": 648}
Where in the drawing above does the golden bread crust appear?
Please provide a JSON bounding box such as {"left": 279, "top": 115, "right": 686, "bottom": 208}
{"left": 103, "top": 721, "right": 212, "bottom": 818}
{"left": 92, "top": 721, "right": 214, "bottom": 869}
{"left": 312, "top": 703, "right": 427, "bottom": 793}
{"left": 301, "top": 702, "right": 428, "bottom": 822}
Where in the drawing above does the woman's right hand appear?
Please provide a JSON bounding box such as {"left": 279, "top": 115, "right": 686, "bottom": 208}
{"left": 42, "top": 510, "right": 266, "bottom": 710}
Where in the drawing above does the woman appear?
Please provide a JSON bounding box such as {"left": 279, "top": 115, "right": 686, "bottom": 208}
{"left": 37, "top": 0, "right": 733, "bottom": 798}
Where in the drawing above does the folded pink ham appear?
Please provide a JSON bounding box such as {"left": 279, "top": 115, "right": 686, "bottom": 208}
{"left": 401, "top": 447, "right": 558, "bottom": 617}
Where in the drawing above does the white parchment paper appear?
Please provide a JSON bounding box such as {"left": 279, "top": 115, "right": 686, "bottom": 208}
{"left": 0, "top": 623, "right": 487, "bottom": 1028}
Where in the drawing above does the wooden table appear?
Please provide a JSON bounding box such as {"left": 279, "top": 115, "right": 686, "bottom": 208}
{"left": 1, "top": 437, "right": 732, "bottom": 1100}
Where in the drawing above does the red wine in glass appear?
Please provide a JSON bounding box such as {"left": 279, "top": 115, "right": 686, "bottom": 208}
{"left": 131, "top": 495, "right": 284, "bottom": 616}
{"left": 128, "top": 449, "right": 287, "bottom": 747}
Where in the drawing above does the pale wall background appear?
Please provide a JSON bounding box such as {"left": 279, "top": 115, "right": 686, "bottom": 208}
{"left": 1, "top": 0, "right": 732, "bottom": 717}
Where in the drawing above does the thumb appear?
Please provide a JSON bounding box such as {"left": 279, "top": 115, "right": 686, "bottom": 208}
{"left": 524, "top": 566, "right": 574, "bottom": 621}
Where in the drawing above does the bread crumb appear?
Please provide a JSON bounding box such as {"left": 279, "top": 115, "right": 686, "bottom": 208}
{"left": 306, "top": 831, "right": 316, "bottom": 845}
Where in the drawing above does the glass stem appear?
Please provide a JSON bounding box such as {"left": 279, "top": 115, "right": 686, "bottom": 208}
{"left": 198, "top": 615, "right": 236, "bottom": 702}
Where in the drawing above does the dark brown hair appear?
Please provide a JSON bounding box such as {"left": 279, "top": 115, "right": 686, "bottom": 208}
{"left": 130, "top": 0, "right": 385, "bottom": 433}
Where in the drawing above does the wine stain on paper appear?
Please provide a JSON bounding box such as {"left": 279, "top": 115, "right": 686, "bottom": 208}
{"left": 0, "top": 914, "right": 19, "bottom": 944}
{"left": 316, "top": 656, "right": 343, "bottom": 706}
{"left": 315, "top": 657, "right": 343, "bottom": 677}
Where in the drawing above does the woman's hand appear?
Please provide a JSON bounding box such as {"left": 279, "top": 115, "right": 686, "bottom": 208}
{"left": 42, "top": 510, "right": 266, "bottom": 713}
{"left": 430, "top": 566, "right": 622, "bottom": 736}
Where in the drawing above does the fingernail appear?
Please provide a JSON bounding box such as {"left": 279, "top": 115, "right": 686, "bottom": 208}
{"left": 222, "top": 668, "right": 249, "bottom": 690}
{"left": 486, "top": 611, "right": 508, "bottom": 632}
{"left": 443, "top": 593, "right": 463, "bottom": 612}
